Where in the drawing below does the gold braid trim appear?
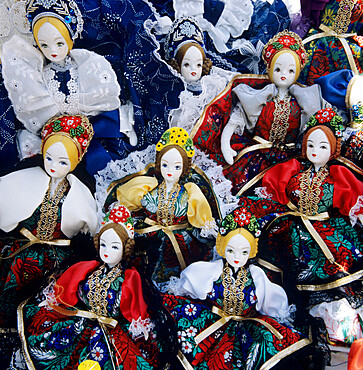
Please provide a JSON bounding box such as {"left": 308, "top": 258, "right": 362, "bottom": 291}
{"left": 87, "top": 264, "right": 123, "bottom": 317}
{"left": 269, "top": 93, "right": 291, "bottom": 143}
{"left": 298, "top": 165, "right": 329, "bottom": 216}
{"left": 222, "top": 263, "right": 248, "bottom": 316}
{"left": 332, "top": 0, "right": 356, "bottom": 34}
{"left": 156, "top": 181, "right": 181, "bottom": 226}
{"left": 36, "top": 178, "right": 68, "bottom": 241}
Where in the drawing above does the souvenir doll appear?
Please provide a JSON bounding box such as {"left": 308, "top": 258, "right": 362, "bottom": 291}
{"left": 195, "top": 30, "right": 328, "bottom": 195}
{"left": 114, "top": 127, "right": 217, "bottom": 288}
{"left": 164, "top": 17, "right": 236, "bottom": 134}
{"left": 297, "top": 0, "right": 363, "bottom": 86}
{"left": 0, "top": 114, "right": 97, "bottom": 331}
{"left": 315, "top": 70, "right": 363, "bottom": 167}
{"left": 16, "top": 203, "right": 165, "bottom": 370}
{"left": 163, "top": 206, "right": 310, "bottom": 369}
{"left": 238, "top": 108, "right": 363, "bottom": 346}
{"left": 1, "top": 0, "right": 136, "bottom": 175}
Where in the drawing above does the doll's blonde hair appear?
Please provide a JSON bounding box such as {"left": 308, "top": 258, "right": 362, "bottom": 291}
{"left": 33, "top": 16, "right": 73, "bottom": 52}
{"left": 216, "top": 228, "right": 258, "bottom": 259}
{"left": 268, "top": 50, "right": 301, "bottom": 84}
{"left": 42, "top": 134, "right": 79, "bottom": 171}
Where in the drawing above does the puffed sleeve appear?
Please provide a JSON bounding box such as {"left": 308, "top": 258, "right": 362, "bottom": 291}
{"left": 116, "top": 176, "right": 158, "bottom": 211}
{"left": 250, "top": 265, "right": 293, "bottom": 324}
{"left": 54, "top": 261, "right": 100, "bottom": 307}
{"left": 121, "top": 267, "right": 153, "bottom": 339}
{"left": 185, "top": 182, "right": 215, "bottom": 228}
{"left": 2, "top": 35, "right": 59, "bottom": 133}
{"left": 232, "top": 83, "right": 276, "bottom": 132}
{"left": 262, "top": 159, "right": 303, "bottom": 205}
{"left": 331, "top": 165, "right": 363, "bottom": 216}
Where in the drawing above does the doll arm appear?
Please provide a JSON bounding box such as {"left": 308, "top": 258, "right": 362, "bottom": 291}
{"left": 250, "top": 265, "right": 294, "bottom": 324}
{"left": 289, "top": 84, "right": 329, "bottom": 131}
{"left": 121, "top": 268, "right": 154, "bottom": 340}
{"left": 185, "top": 182, "right": 217, "bottom": 237}
{"left": 262, "top": 159, "right": 303, "bottom": 204}
{"left": 119, "top": 101, "right": 137, "bottom": 146}
{"left": 116, "top": 176, "right": 158, "bottom": 212}
{"left": 330, "top": 165, "right": 363, "bottom": 224}
{"left": 221, "top": 103, "right": 246, "bottom": 165}
{"left": 54, "top": 261, "right": 100, "bottom": 307}
{"left": 232, "top": 83, "right": 276, "bottom": 132}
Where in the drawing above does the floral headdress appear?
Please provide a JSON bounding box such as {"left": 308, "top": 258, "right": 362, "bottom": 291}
{"left": 156, "top": 127, "right": 195, "bottom": 158}
{"left": 216, "top": 207, "right": 261, "bottom": 259}
{"left": 164, "top": 17, "right": 204, "bottom": 61}
{"left": 306, "top": 108, "right": 344, "bottom": 138}
{"left": 262, "top": 30, "right": 306, "bottom": 70}
{"left": 41, "top": 115, "right": 94, "bottom": 161}
{"left": 100, "top": 203, "right": 134, "bottom": 239}
{"left": 26, "top": 0, "right": 83, "bottom": 40}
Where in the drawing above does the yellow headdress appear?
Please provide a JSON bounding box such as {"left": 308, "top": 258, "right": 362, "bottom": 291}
{"left": 156, "top": 127, "right": 195, "bottom": 158}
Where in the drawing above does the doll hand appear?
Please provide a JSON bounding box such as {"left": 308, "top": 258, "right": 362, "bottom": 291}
{"left": 358, "top": 214, "right": 363, "bottom": 225}
{"left": 126, "top": 127, "right": 138, "bottom": 146}
{"left": 221, "top": 143, "right": 237, "bottom": 165}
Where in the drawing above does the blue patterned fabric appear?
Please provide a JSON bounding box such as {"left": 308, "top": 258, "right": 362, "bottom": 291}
{"left": 74, "top": 0, "right": 184, "bottom": 161}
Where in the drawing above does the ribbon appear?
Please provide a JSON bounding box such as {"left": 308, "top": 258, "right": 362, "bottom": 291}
{"left": 194, "top": 306, "right": 283, "bottom": 345}
{"left": 0, "top": 228, "right": 70, "bottom": 260}
{"left": 225, "top": 136, "right": 295, "bottom": 170}
{"left": 303, "top": 24, "right": 358, "bottom": 75}
{"left": 50, "top": 304, "right": 118, "bottom": 329}
{"left": 135, "top": 218, "right": 189, "bottom": 270}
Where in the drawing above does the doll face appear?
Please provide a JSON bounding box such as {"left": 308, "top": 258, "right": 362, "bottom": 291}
{"left": 44, "top": 142, "right": 72, "bottom": 179}
{"left": 160, "top": 148, "right": 183, "bottom": 185}
{"left": 180, "top": 45, "right": 203, "bottom": 83}
{"left": 272, "top": 52, "right": 296, "bottom": 89}
{"left": 99, "top": 228, "right": 123, "bottom": 268}
{"left": 306, "top": 129, "right": 331, "bottom": 168}
{"left": 36, "top": 22, "right": 69, "bottom": 63}
{"left": 225, "top": 234, "right": 251, "bottom": 271}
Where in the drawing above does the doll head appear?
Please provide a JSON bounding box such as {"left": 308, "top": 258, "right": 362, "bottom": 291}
{"left": 26, "top": 0, "right": 83, "bottom": 42}
{"left": 94, "top": 203, "right": 135, "bottom": 267}
{"left": 302, "top": 108, "right": 344, "bottom": 161}
{"left": 169, "top": 42, "right": 212, "bottom": 81}
{"left": 217, "top": 207, "right": 260, "bottom": 268}
{"left": 41, "top": 115, "right": 94, "bottom": 172}
{"left": 155, "top": 128, "right": 195, "bottom": 180}
{"left": 262, "top": 30, "right": 306, "bottom": 84}
{"left": 165, "top": 17, "right": 212, "bottom": 78}
{"left": 33, "top": 17, "right": 72, "bottom": 62}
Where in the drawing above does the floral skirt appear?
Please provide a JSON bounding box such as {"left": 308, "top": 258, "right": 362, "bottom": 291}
{"left": 163, "top": 294, "right": 310, "bottom": 370}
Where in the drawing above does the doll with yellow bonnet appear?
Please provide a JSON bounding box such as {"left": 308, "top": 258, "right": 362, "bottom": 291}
{"left": 1, "top": 0, "right": 136, "bottom": 175}
{"left": 163, "top": 206, "right": 309, "bottom": 369}
{"left": 113, "top": 127, "right": 218, "bottom": 288}
{"left": 0, "top": 115, "right": 97, "bottom": 330}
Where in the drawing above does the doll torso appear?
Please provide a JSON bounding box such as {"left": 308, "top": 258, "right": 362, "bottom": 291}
{"left": 207, "top": 265, "right": 257, "bottom": 317}
{"left": 253, "top": 97, "right": 301, "bottom": 143}
{"left": 79, "top": 265, "right": 124, "bottom": 320}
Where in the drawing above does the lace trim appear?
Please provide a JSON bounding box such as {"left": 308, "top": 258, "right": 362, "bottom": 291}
{"left": 129, "top": 317, "right": 155, "bottom": 340}
{"left": 200, "top": 219, "right": 218, "bottom": 238}
{"left": 254, "top": 186, "right": 273, "bottom": 199}
{"left": 349, "top": 194, "right": 363, "bottom": 226}
{"left": 38, "top": 280, "right": 57, "bottom": 309}
{"left": 43, "top": 56, "right": 79, "bottom": 114}
{"left": 274, "top": 304, "right": 296, "bottom": 326}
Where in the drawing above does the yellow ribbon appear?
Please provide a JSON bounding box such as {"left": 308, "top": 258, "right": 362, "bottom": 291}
{"left": 194, "top": 306, "right": 283, "bottom": 345}
{"left": 303, "top": 24, "right": 358, "bottom": 75}
{"left": 50, "top": 304, "right": 118, "bottom": 329}
{"left": 225, "top": 136, "right": 295, "bottom": 171}
{"left": 135, "top": 218, "right": 189, "bottom": 270}
{"left": 0, "top": 228, "right": 70, "bottom": 260}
